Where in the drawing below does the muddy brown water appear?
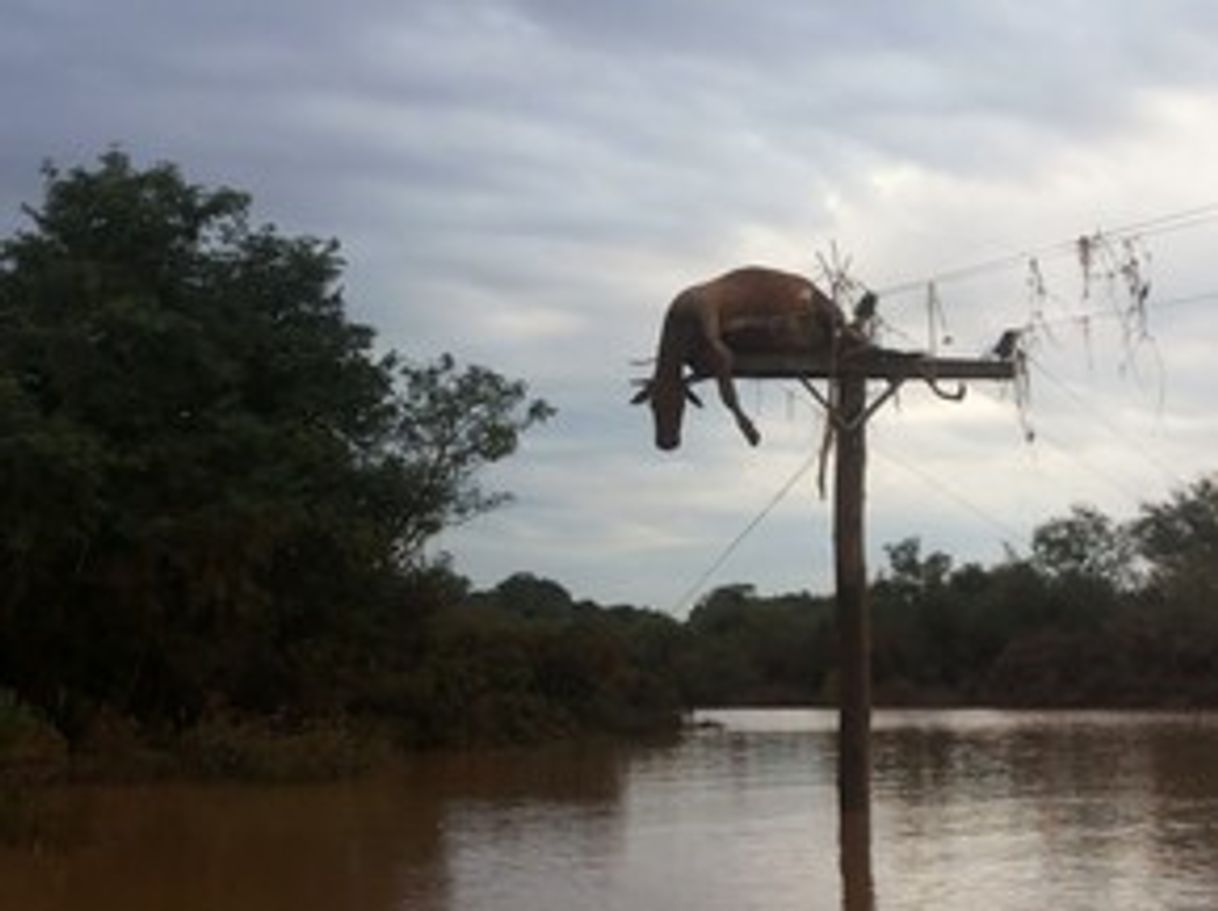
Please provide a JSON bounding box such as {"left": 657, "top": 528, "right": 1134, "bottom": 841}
{"left": 4, "top": 709, "right": 1217, "bottom": 910}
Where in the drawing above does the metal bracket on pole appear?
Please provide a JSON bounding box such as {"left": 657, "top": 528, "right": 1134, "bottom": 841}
{"left": 797, "top": 376, "right": 832, "bottom": 413}
{"left": 798, "top": 375, "right": 906, "bottom": 431}
{"left": 860, "top": 378, "right": 903, "bottom": 425}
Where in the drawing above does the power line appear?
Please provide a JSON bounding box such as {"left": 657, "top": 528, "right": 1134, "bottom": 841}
{"left": 1022, "top": 425, "right": 1151, "bottom": 509}
{"left": 1027, "top": 287, "right": 1218, "bottom": 333}
{"left": 1134, "top": 287, "right": 1218, "bottom": 312}
{"left": 866, "top": 281, "right": 1200, "bottom": 363}
{"left": 872, "top": 201, "right": 1218, "bottom": 302}
{"left": 870, "top": 444, "right": 1026, "bottom": 544}
{"left": 1109, "top": 202, "right": 1218, "bottom": 240}
{"left": 872, "top": 286, "right": 1218, "bottom": 362}
{"left": 664, "top": 209, "right": 1218, "bottom": 611}
{"left": 1026, "top": 354, "right": 1187, "bottom": 490}
{"left": 667, "top": 446, "right": 824, "bottom": 616}
{"left": 667, "top": 430, "right": 1042, "bottom": 617}
{"left": 667, "top": 390, "right": 1033, "bottom": 613}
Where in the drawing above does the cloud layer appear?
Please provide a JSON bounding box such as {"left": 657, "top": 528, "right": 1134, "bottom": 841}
{"left": 7, "top": 0, "right": 1218, "bottom": 608}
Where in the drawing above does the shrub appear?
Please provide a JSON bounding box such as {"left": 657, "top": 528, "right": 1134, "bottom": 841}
{"left": 0, "top": 690, "right": 68, "bottom": 783}
{"left": 176, "top": 714, "right": 379, "bottom": 781}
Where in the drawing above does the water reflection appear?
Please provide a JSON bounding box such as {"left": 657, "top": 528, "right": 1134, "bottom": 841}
{"left": 870, "top": 710, "right": 1218, "bottom": 910}
{"left": 3, "top": 711, "right": 1218, "bottom": 910}
{"left": 0, "top": 775, "right": 450, "bottom": 911}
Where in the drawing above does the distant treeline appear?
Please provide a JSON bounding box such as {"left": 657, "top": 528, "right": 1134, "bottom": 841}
{"left": 656, "top": 480, "right": 1218, "bottom": 709}
{"left": 436, "top": 478, "right": 1218, "bottom": 729}
{"left": 3, "top": 152, "right": 1217, "bottom": 779}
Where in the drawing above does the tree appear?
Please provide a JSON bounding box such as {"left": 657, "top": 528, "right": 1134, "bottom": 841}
{"left": 1032, "top": 504, "right": 1136, "bottom": 589}
{"left": 678, "top": 584, "right": 829, "bottom": 705}
{"left": 1133, "top": 477, "right": 1218, "bottom": 593}
{"left": 882, "top": 537, "right": 952, "bottom": 593}
{"left": 376, "top": 358, "right": 555, "bottom": 564}
{"left": 0, "top": 150, "right": 551, "bottom": 728}
{"left": 480, "top": 573, "right": 576, "bottom": 621}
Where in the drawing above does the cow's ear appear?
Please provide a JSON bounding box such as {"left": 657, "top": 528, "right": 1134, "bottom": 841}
{"left": 630, "top": 382, "right": 651, "bottom": 405}
{"left": 684, "top": 387, "right": 704, "bottom": 408}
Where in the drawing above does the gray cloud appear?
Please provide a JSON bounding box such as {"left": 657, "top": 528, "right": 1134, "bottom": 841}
{"left": 6, "top": 0, "right": 1218, "bottom": 606}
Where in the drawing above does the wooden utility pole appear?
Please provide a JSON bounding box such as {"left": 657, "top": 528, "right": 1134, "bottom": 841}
{"left": 834, "top": 367, "right": 873, "bottom": 908}
{"left": 731, "top": 346, "right": 1015, "bottom": 908}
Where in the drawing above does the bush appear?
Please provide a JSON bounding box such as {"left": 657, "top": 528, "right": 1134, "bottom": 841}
{"left": 0, "top": 690, "right": 68, "bottom": 783}
{"left": 176, "top": 714, "right": 380, "bottom": 781}
{"left": 0, "top": 691, "right": 72, "bottom": 848}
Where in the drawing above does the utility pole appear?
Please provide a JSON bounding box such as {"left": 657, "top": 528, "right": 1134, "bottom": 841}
{"left": 833, "top": 365, "right": 872, "bottom": 906}
{"left": 731, "top": 346, "right": 1015, "bottom": 909}
{"left": 835, "top": 367, "right": 873, "bottom": 908}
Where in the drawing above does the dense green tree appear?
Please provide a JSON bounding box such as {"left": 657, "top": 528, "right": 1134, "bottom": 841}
{"left": 1133, "top": 477, "right": 1218, "bottom": 593}
{"left": 1033, "top": 504, "right": 1136, "bottom": 589}
{"left": 381, "top": 358, "right": 555, "bottom": 563}
{"left": 1123, "top": 477, "right": 1218, "bottom": 702}
{"left": 479, "top": 572, "right": 577, "bottom": 621}
{"left": 678, "top": 584, "right": 831, "bottom": 705}
{"left": 0, "top": 151, "right": 551, "bottom": 733}
{"left": 8, "top": 150, "right": 1218, "bottom": 762}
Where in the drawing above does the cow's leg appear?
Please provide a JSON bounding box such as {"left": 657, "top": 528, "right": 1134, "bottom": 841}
{"left": 708, "top": 341, "right": 760, "bottom": 446}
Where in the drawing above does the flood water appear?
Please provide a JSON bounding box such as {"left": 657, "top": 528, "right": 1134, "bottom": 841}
{"left": 4, "top": 709, "right": 1218, "bottom": 910}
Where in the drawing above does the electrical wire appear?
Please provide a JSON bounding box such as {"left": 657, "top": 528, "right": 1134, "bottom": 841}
{"left": 668, "top": 380, "right": 1029, "bottom": 612}
{"left": 1021, "top": 425, "right": 1151, "bottom": 509}
{"left": 667, "top": 445, "right": 825, "bottom": 615}
{"left": 870, "top": 444, "right": 1027, "bottom": 544}
{"left": 667, "top": 428, "right": 1045, "bottom": 616}
{"left": 665, "top": 205, "right": 1218, "bottom": 611}
{"left": 1026, "top": 354, "right": 1187, "bottom": 490}
{"left": 872, "top": 202, "right": 1218, "bottom": 302}
{"left": 1025, "top": 287, "right": 1218, "bottom": 333}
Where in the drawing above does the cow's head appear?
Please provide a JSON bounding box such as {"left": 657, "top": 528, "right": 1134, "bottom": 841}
{"left": 631, "top": 378, "right": 702, "bottom": 450}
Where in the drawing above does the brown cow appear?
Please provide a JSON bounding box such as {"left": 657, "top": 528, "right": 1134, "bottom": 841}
{"left": 632, "top": 266, "right": 863, "bottom": 450}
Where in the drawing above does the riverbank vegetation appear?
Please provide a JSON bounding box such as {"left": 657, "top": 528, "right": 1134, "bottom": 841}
{"left": 678, "top": 483, "right": 1218, "bottom": 709}
{"left": 0, "top": 151, "right": 676, "bottom": 785}
{"left": 3, "top": 152, "right": 1218, "bottom": 789}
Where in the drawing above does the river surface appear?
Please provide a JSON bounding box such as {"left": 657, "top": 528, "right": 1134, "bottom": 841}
{"left": 4, "top": 709, "right": 1218, "bottom": 910}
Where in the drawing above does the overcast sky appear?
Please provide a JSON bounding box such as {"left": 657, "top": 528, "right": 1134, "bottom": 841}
{"left": 6, "top": 0, "right": 1218, "bottom": 611}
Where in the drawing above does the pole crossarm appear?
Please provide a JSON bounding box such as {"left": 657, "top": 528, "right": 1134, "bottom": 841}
{"left": 722, "top": 348, "right": 1017, "bottom": 383}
